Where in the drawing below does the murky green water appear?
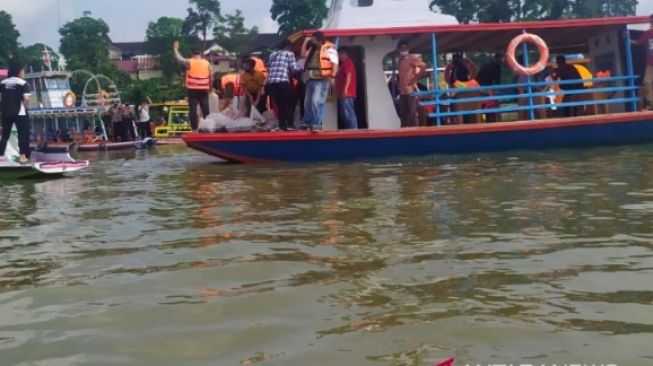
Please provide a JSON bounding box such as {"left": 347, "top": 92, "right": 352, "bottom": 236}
{"left": 1, "top": 145, "right": 653, "bottom": 366}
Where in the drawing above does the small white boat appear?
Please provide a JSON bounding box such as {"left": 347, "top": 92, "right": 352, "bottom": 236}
{"left": 1, "top": 127, "right": 89, "bottom": 180}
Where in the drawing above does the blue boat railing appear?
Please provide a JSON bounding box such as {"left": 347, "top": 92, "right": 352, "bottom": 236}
{"left": 413, "top": 75, "right": 641, "bottom": 124}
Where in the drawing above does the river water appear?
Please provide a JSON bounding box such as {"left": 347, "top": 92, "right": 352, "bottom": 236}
{"left": 1, "top": 145, "right": 653, "bottom": 366}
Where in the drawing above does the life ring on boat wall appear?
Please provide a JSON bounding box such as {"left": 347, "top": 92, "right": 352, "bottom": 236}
{"left": 444, "top": 58, "right": 478, "bottom": 87}
{"left": 506, "top": 33, "right": 549, "bottom": 76}
{"left": 63, "top": 92, "right": 77, "bottom": 109}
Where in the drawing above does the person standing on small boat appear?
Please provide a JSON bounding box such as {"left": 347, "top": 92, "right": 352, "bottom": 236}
{"left": 122, "top": 104, "right": 137, "bottom": 141}
{"left": 137, "top": 98, "right": 152, "bottom": 138}
{"left": 302, "top": 32, "right": 339, "bottom": 131}
{"left": 335, "top": 47, "right": 358, "bottom": 129}
{"left": 173, "top": 41, "right": 213, "bottom": 131}
{"left": 632, "top": 14, "right": 653, "bottom": 110}
{"left": 397, "top": 42, "right": 426, "bottom": 127}
{"left": 109, "top": 103, "right": 126, "bottom": 142}
{"left": 0, "top": 62, "right": 32, "bottom": 164}
{"left": 266, "top": 40, "right": 300, "bottom": 130}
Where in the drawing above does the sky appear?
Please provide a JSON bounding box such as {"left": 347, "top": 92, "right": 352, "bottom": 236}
{"left": 2, "top": 0, "right": 653, "bottom": 50}
{"left": 0, "top": 0, "right": 280, "bottom": 48}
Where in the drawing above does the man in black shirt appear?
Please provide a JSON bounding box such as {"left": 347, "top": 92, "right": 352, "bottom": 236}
{"left": 477, "top": 53, "right": 503, "bottom": 87}
{"left": 0, "top": 62, "right": 32, "bottom": 164}
{"left": 552, "top": 55, "right": 584, "bottom": 117}
{"left": 477, "top": 53, "right": 504, "bottom": 122}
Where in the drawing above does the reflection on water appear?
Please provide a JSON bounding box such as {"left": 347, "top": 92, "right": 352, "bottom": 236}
{"left": 1, "top": 146, "right": 653, "bottom": 366}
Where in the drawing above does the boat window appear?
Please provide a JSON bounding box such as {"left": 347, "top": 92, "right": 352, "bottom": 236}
{"left": 44, "top": 78, "right": 68, "bottom": 90}
{"left": 350, "top": 0, "right": 373, "bottom": 7}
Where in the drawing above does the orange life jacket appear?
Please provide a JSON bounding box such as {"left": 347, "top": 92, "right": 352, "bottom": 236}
{"left": 453, "top": 79, "right": 480, "bottom": 89}
{"left": 596, "top": 70, "right": 612, "bottom": 78}
{"left": 185, "top": 58, "right": 212, "bottom": 90}
{"left": 307, "top": 42, "right": 336, "bottom": 78}
{"left": 251, "top": 57, "right": 268, "bottom": 78}
{"left": 220, "top": 73, "right": 243, "bottom": 96}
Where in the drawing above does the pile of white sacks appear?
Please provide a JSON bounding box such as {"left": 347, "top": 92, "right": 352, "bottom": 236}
{"left": 198, "top": 96, "right": 279, "bottom": 133}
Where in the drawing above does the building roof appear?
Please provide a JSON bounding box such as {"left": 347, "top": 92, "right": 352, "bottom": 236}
{"left": 245, "top": 33, "right": 283, "bottom": 53}
{"left": 112, "top": 42, "right": 149, "bottom": 56}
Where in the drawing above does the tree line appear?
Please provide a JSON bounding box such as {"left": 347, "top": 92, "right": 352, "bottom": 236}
{"left": 0, "top": 0, "right": 638, "bottom": 105}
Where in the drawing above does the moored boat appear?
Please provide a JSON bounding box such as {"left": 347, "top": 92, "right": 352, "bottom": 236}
{"left": 26, "top": 65, "right": 153, "bottom": 152}
{"left": 184, "top": 1, "right": 651, "bottom": 163}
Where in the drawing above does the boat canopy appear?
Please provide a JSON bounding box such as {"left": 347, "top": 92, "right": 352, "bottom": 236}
{"left": 298, "top": 16, "right": 649, "bottom": 53}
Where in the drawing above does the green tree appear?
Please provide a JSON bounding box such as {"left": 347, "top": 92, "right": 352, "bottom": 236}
{"left": 59, "top": 14, "right": 131, "bottom": 101}
{"left": 213, "top": 10, "right": 259, "bottom": 54}
{"left": 270, "top": 0, "right": 328, "bottom": 37}
{"left": 146, "top": 17, "right": 197, "bottom": 81}
{"left": 59, "top": 14, "right": 112, "bottom": 72}
{"left": 183, "top": 0, "right": 221, "bottom": 53}
{"left": 122, "top": 78, "right": 187, "bottom": 105}
{"left": 429, "top": 0, "right": 637, "bottom": 23}
{"left": 0, "top": 10, "right": 20, "bottom": 67}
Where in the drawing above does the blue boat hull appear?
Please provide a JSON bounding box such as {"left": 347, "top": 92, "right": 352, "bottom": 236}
{"left": 183, "top": 113, "right": 653, "bottom": 163}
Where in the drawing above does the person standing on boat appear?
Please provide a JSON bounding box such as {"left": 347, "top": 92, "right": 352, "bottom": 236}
{"left": 552, "top": 55, "right": 585, "bottom": 117}
{"left": 109, "top": 103, "right": 125, "bottom": 142}
{"left": 240, "top": 57, "right": 267, "bottom": 116}
{"left": 302, "top": 32, "right": 339, "bottom": 131}
{"left": 477, "top": 53, "right": 504, "bottom": 122}
{"left": 137, "top": 98, "right": 152, "bottom": 138}
{"left": 633, "top": 15, "right": 653, "bottom": 110}
{"left": 0, "top": 62, "right": 32, "bottom": 164}
{"left": 266, "top": 40, "right": 300, "bottom": 130}
{"left": 397, "top": 42, "right": 426, "bottom": 127}
{"left": 335, "top": 47, "right": 358, "bottom": 129}
{"left": 173, "top": 41, "right": 213, "bottom": 131}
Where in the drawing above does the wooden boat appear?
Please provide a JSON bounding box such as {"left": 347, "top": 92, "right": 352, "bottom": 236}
{"left": 183, "top": 1, "right": 650, "bottom": 163}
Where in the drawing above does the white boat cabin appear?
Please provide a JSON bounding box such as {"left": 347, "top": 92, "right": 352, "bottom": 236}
{"left": 309, "top": 3, "right": 648, "bottom": 131}
{"left": 25, "top": 71, "right": 73, "bottom": 110}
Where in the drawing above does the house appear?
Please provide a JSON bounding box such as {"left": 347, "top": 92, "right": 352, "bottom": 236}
{"left": 108, "top": 40, "right": 237, "bottom": 80}
{"left": 109, "top": 42, "right": 162, "bottom": 80}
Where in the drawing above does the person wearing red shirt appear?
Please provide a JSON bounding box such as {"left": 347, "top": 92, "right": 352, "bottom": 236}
{"left": 335, "top": 47, "right": 358, "bottom": 129}
{"left": 634, "top": 14, "right": 653, "bottom": 110}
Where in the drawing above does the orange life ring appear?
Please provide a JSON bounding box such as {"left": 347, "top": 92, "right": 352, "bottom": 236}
{"left": 506, "top": 33, "right": 549, "bottom": 77}
{"left": 63, "top": 92, "right": 77, "bottom": 108}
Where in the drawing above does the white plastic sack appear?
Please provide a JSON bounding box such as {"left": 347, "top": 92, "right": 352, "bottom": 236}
{"left": 198, "top": 113, "right": 230, "bottom": 132}
{"left": 225, "top": 117, "right": 254, "bottom": 132}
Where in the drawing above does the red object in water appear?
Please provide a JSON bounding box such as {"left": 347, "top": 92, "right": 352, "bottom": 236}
{"left": 435, "top": 357, "right": 455, "bottom": 366}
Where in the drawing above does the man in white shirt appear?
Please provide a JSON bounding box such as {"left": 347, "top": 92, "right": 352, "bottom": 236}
{"left": 0, "top": 62, "right": 32, "bottom": 164}
{"left": 137, "top": 98, "right": 152, "bottom": 138}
